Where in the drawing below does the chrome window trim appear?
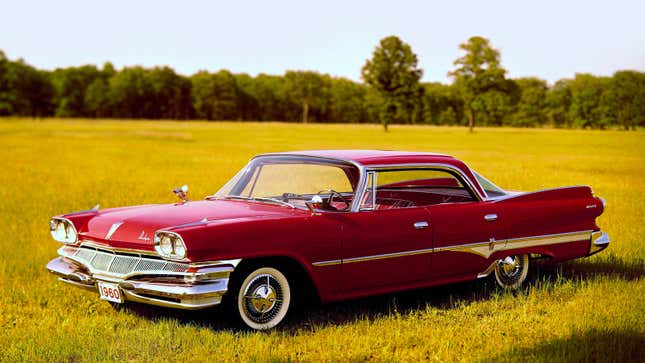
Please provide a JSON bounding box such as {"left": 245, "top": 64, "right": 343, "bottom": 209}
{"left": 363, "top": 163, "right": 485, "bottom": 202}
{"left": 490, "top": 185, "right": 591, "bottom": 203}
{"left": 238, "top": 157, "right": 485, "bottom": 211}
{"left": 245, "top": 153, "right": 368, "bottom": 212}
{"left": 359, "top": 171, "right": 377, "bottom": 211}
{"left": 311, "top": 229, "right": 595, "bottom": 267}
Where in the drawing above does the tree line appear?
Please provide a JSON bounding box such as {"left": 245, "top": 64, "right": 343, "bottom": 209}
{"left": 0, "top": 35, "right": 643, "bottom": 130}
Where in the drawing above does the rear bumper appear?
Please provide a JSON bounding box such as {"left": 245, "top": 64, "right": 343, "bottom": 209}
{"left": 588, "top": 231, "right": 610, "bottom": 256}
{"left": 46, "top": 247, "right": 239, "bottom": 310}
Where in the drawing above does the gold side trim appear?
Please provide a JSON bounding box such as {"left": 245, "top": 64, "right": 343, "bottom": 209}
{"left": 312, "top": 259, "right": 342, "bottom": 267}
{"left": 343, "top": 247, "right": 435, "bottom": 265}
{"left": 311, "top": 230, "right": 593, "bottom": 267}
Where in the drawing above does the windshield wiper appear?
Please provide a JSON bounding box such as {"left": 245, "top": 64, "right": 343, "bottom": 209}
{"left": 209, "top": 195, "right": 295, "bottom": 208}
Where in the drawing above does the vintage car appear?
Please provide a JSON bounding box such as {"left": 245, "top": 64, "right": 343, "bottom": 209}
{"left": 47, "top": 150, "right": 609, "bottom": 329}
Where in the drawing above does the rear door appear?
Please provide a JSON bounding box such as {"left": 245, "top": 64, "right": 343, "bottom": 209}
{"left": 426, "top": 201, "right": 502, "bottom": 278}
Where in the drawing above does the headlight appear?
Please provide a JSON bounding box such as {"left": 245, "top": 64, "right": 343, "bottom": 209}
{"left": 153, "top": 231, "right": 187, "bottom": 260}
{"left": 49, "top": 218, "right": 78, "bottom": 244}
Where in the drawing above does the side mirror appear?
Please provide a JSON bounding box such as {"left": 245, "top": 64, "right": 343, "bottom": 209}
{"left": 173, "top": 185, "right": 189, "bottom": 202}
{"left": 305, "top": 195, "right": 323, "bottom": 215}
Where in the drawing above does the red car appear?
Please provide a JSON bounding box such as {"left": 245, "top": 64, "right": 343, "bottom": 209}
{"left": 47, "top": 150, "right": 609, "bottom": 330}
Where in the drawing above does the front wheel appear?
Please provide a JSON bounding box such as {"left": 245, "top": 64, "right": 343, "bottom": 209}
{"left": 494, "top": 254, "right": 529, "bottom": 290}
{"left": 236, "top": 266, "right": 292, "bottom": 330}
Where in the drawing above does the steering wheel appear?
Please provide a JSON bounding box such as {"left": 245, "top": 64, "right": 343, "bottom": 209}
{"left": 317, "top": 189, "right": 349, "bottom": 211}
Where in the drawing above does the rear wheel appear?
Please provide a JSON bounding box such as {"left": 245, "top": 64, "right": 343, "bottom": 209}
{"left": 494, "top": 254, "right": 529, "bottom": 290}
{"left": 236, "top": 266, "right": 291, "bottom": 330}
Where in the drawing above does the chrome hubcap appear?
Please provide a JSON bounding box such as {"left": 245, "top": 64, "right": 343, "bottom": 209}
{"left": 249, "top": 283, "right": 277, "bottom": 313}
{"left": 499, "top": 256, "right": 521, "bottom": 278}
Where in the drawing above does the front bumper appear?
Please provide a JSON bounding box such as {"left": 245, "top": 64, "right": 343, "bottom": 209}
{"left": 589, "top": 231, "right": 610, "bottom": 256}
{"left": 46, "top": 244, "right": 240, "bottom": 310}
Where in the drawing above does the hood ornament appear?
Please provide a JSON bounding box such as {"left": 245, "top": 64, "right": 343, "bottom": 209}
{"left": 173, "top": 185, "right": 189, "bottom": 202}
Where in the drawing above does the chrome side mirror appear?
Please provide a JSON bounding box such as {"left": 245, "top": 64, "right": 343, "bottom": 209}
{"left": 173, "top": 185, "right": 189, "bottom": 202}
{"left": 305, "top": 195, "right": 323, "bottom": 215}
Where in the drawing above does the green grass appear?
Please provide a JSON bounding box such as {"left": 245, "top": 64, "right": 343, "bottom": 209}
{"left": 0, "top": 119, "right": 643, "bottom": 362}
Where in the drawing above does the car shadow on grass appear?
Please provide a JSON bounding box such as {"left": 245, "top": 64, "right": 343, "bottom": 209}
{"left": 480, "top": 328, "right": 645, "bottom": 362}
{"left": 115, "top": 253, "right": 643, "bottom": 333}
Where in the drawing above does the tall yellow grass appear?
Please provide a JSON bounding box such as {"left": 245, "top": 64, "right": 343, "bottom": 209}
{"left": 0, "top": 119, "right": 642, "bottom": 362}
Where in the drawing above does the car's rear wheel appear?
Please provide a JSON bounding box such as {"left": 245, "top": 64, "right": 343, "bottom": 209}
{"left": 494, "top": 254, "right": 529, "bottom": 290}
{"left": 236, "top": 266, "right": 291, "bottom": 330}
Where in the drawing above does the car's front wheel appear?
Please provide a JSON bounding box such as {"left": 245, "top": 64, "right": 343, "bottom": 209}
{"left": 494, "top": 254, "right": 529, "bottom": 290}
{"left": 236, "top": 266, "right": 292, "bottom": 330}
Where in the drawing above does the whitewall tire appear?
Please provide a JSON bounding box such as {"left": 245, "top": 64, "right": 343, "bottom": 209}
{"left": 236, "top": 267, "right": 291, "bottom": 330}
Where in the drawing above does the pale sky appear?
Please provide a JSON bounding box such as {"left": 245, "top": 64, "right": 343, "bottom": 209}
{"left": 1, "top": 0, "right": 643, "bottom": 84}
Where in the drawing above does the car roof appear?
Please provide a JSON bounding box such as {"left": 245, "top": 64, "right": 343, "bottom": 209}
{"left": 264, "top": 149, "right": 458, "bottom": 166}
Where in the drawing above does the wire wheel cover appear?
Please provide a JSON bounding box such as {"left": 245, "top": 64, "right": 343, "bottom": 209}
{"left": 242, "top": 274, "right": 284, "bottom": 324}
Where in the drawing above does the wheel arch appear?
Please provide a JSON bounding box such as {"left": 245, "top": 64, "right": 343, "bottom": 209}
{"left": 231, "top": 255, "right": 321, "bottom": 304}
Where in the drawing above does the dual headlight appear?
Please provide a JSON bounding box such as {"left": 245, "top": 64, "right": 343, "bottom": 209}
{"left": 50, "top": 218, "right": 78, "bottom": 244}
{"left": 154, "top": 231, "right": 187, "bottom": 260}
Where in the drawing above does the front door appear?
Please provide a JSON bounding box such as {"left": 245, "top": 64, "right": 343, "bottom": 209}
{"left": 339, "top": 207, "right": 433, "bottom": 292}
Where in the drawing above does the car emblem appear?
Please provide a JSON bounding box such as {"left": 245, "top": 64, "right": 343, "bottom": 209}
{"left": 105, "top": 222, "right": 124, "bottom": 240}
{"left": 138, "top": 230, "right": 151, "bottom": 241}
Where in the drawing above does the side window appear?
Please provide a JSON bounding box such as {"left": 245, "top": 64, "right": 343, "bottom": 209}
{"left": 360, "top": 169, "right": 476, "bottom": 210}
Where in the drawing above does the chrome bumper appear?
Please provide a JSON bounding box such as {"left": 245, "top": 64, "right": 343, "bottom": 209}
{"left": 46, "top": 245, "right": 240, "bottom": 310}
{"left": 589, "top": 231, "right": 610, "bottom": 256}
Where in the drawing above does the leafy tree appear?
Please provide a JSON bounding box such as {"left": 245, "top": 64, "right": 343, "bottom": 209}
{"left": 51, "top": 65, "right": 102, "bottom": 117}
{"left": 256, "top": 74, "right": 288, "bottom": 121}
{"left": 599, "top": 71, "right": 645, "bottom": 130}
{"left": 568, "top": 74, "right": 610, "bottom": 129}
{"left": 422, "top": 83, "right": 463, "bottom": 125}
{"left": 546, "top": 79, "right": 573, "bottom": 128}
{"left": 284, "top": 71, "right": 326, "bottom": 123}
{"left": 0, "top": 51, "right": 12, "bottom": 115}
{"left": 511, "top": 78, "right": 548, "bottom": 127}
{"left": 362, "top": 36, "right": 423, "bottom": 131}
{"left": 148, "top": 67, "right": 193, "bottom": 119}
{"left": 191, "top": 70, "right": 239, "bottom": 120}
{"left": 84, "top": 62, "right": 116, "bottom": 118}
{"left": 108, "top": 66, "right": 156, "bottom": 118}
{"left": 234, "top": 73, "right": 261, "bottom": 121}
{"left": 327, "top": 77, "right": 368, "bottom": 123}
{"left": 3, "top": 58, "right": 54, "bottom": 117}
{"left": 449, "top": 36, "right": 509, "bottom": 131}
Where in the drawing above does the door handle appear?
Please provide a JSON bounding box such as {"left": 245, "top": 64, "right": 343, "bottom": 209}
{"left": 484, "top": 214, "right": 498, "bottom": 222}
{"left": 413, "top": 221, "right": 429, "bottom": 229}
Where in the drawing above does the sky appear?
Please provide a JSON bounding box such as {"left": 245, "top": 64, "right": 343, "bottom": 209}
{"left": 1, "top": 0, "right": 643, "bottom": 84}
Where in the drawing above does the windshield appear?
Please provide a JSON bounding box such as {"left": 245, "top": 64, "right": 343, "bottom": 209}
{"left": 472, "top": 170, "right": 506, "bottom": 198}
{"left": 214, "top": 156, "right": 360, "bottom": 209}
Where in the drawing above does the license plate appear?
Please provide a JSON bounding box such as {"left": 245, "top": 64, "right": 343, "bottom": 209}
{"left": 98, "top": 281, "right": 123, "bottom": 303}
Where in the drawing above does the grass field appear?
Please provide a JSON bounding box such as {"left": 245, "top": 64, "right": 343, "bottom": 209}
{"left": 0, "top": 119, "right": 643, "bottom": 362}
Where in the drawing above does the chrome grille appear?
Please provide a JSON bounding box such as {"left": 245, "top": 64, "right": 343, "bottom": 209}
{"left": 68, "top": 246, "right": 189, "bottom": 277}
{"left": 110, "top": 256, "right": 139, "bottom": 274}
{"left": 92, "top": 253, "right": 113, "bottom": 271}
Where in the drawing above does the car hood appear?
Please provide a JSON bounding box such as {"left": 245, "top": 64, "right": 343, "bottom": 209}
{"left": 74, "top": 200, "right": 299, "bottom": 250}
